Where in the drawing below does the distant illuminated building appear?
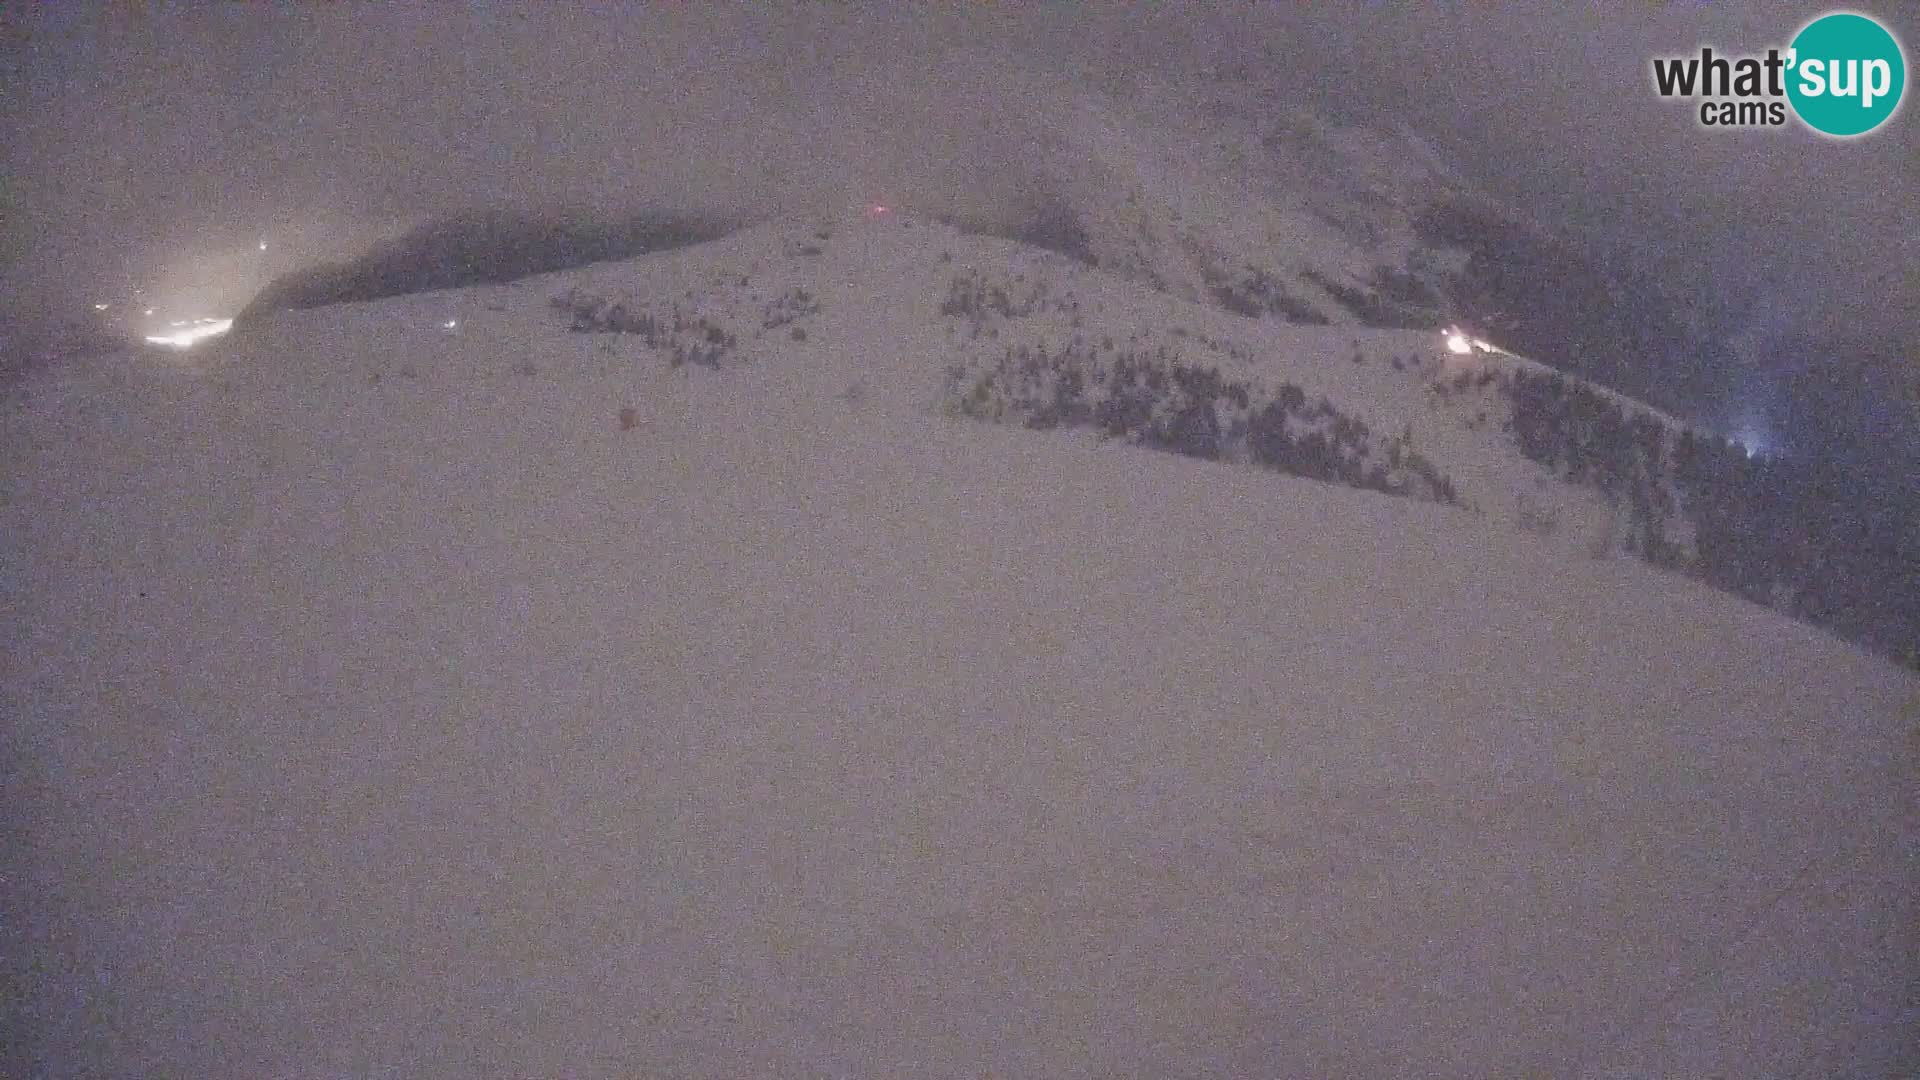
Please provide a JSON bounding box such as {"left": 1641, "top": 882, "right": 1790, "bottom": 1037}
{"left": 1441, "top": 325, "right": 1501, "bottom": 357}
{"left": 144, "top": 318, "right": 232, "bottom": 349}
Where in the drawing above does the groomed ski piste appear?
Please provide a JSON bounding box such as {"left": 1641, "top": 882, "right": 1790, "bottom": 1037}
{"left": 5, "top": 210, "right": 1915, "bottom": 1077}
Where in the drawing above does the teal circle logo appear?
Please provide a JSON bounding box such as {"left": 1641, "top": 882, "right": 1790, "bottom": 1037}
{"left": 1787, "top": 12, "right": 1906, "bottom": 136}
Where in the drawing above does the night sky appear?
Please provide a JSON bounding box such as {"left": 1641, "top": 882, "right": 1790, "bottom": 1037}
{"left": 5, "top": 8, "right": 1918, "bottom": 1075}
{"left": 4, "top": 4, "right": 1916, "bottom": 430}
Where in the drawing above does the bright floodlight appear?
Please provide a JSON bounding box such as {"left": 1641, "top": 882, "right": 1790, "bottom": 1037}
{"left": 1445, "top": 331, "right": 1472, "bottom": 355}
{"left": 93, "top": 302, "right": 110, "bottom": 311}
{"left": 1734, "top": 426, "right": 1772, "bottom": 459}
{"left": 145, "top": 317, "right": 232, "bottom": 349}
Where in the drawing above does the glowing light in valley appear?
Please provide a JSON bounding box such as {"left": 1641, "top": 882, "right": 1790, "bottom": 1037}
{"left": 1443, "top": 325, "right": 1501, "bottom": 356}
{"left": 443, "top": 319, "right": 458, "bottom": 329}
{"left": 144, "top": 317, "right": 232, "bottom": 349}
{"left": 1733, "top": 424, "right": 1773, "bottom": 459}
{"left": 259, "top": 240, "right": 269, "bottom": 251}
{"left": 144, "top": 308, "right": 156, "bottom": 316}
{"left": 93, "top": 302, "right": 111, "bottom": 311}
{"left": 1728, "top": 396, "right": 1778, "bottom": 460}
{"left": 868, "top": 204, "right": 891, "bottom": 218}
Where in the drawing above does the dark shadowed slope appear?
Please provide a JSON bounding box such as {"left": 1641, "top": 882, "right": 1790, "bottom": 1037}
{"left": 236, "top": 208, "right": 738, "bottom": 324}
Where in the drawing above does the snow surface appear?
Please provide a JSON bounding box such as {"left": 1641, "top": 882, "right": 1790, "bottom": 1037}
{"left": 6, "top": 215, "right": 1916, "bottom": 1077}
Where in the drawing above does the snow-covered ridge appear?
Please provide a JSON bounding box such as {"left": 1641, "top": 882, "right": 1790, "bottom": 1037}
{"left": 523, "top": 212, "right": 1910, "bottom": 658}
{"left": 997, "top": 73, "right": 1476, "bottom": 331}
{"left": 533, "top": 216, "right": 1663, "bottom": 530}
{"left": 6, "top": 203, "right": 1915, "bottom": 1077}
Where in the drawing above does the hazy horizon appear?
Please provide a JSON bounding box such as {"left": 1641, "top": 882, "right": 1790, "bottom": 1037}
{"left": 4, "top": 4, "right": 1915, "bottom": 450}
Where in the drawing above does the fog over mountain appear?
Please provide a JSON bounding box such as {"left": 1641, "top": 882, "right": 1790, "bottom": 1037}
{"left": 6, "top": 7, "right": 1919, "bottom": 1075}
{"left": 9, "top": 199, "right": 1918, "bottom": 1079}
{"left": 6, "top": 6, "right": 1915, "bottom": 355}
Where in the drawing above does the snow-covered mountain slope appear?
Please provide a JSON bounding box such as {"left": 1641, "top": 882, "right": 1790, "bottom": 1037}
{"left": 877, "top": 66, "right": 1483, "bottom": 341}
{"left": 546, "top": 216, "right": 1700, "bottom": 563}
{"left": 854, "top": 67, "right": 1743, "bottom": 426}
{"left": 5, "top": 214, "right": 1915, "bottom": 1078}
